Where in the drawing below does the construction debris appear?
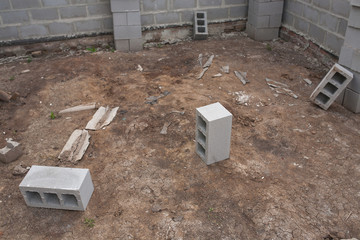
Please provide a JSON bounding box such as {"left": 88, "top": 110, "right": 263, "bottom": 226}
{"left": 59, "top": 103, "right": 97, "bottom": 114}
{"left": 212, "top": 73, "right": 222, "bottom": 78}
{"left": 58, "top": 129, "right": 90, "bottom": 162}
{"left": 266, "top": 78, "right": 298, "bottom": 99}
{"left": 232, "top": 91, "right": 250, "bottom": 105}
{"left": 137, "top": 64, "right": 143, "bottom": 72}
{"left": 0, "top": 90, "right": 11, "bottom": 102}
{"left": 21, "top": 69, "right": 30, "bottom": 74}
{"left": 12, "top": 164, "right": 29, "bottom": 176}
{"left": 303, "top": 78, "right": 312, "bottom": 85}
{"left": 85, "top": 106, "right": 119, "bottom": 130}
{"left": 197, "top": 67, "right": 208, "bottom": 80}
{"left": 234, "top": 71, "right": 249, "bottom": 85}
{"left": 0, "top": 138, "right": 23, "bottom": 163}
{"left": 160, "top": 122, "right": 171, "bottom": 135}
{"left": 145, "top": 91, "right": 171, "bottom": 105}
{"left": 198, "top": 53, "right": 203, "bottom": 66}
{"left": 221, "top": 66, "right": 230, "bottom": 74}
{"left": 203, "top": 55, "right": 214, "bottom": 68}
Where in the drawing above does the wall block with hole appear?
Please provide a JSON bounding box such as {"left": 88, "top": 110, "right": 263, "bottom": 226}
{"left": 195, "top": 102, "right": 232, "bottom": 165}
{"left": 310, "top": 63, "right": 353, "bottom": 110}
{"left": 19, "top": 165, "right": 94, "bottom": 211}
{"left": 194, "top": 11, "right": 208, "bottom": 40}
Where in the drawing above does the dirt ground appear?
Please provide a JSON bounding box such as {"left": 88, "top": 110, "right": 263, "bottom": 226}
{"left": 0, "top": 33, "right": 359, "bottom": 240}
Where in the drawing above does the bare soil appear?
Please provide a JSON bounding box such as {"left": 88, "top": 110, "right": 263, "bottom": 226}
{"left": 0, "top": 34, "right": 359, "bottom": 240}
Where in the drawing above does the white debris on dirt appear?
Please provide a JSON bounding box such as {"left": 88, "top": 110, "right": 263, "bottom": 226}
{"left": 0, "top": 138, "right": 23, "bottom": 164}
{"left": 203, "top": 55, "right": 214, "bottom": 68}
{"left": 197, "top": 67, "right": 208, "bottom": 80}
{"left": 58, "top": 129, "right": 90, "bottom": 163}
{"left": 221, "top": 66, "right": 230, "bottom": 74}
{"left": 137, "top": 65, "right": 143, "bottom": 72}
{"left": 86, "top": 106, "right": 119, "bottom": 130}
{"left": 212, "top": 73, "right": 222, "bottom": 78}
{"left": 160, "top": 122, "right": 171, "bottom": 135}
{"left": 265, "top": 78, "right": 298, "bottom": 99}
{"left": 234, "top": 71, "right": 249, "bottom": 85}
{"left": 303, "top": 78, "right": 312, "bottom": 85}
{"left": 231, "top": 91, "right": 250, "bottom": 105}
{"left": 59, "top": 103, "right": 97, "bottom": 114}
{"left": 198, "top": 53, "right": 203, "bottom": 66}
{"left": 12, "top": 164, "right": 29, "bottom": 176}
{"left": 20, "top": 69, "right": 30, "bottom": 74}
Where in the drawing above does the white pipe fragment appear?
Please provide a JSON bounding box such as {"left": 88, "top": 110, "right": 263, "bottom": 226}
{"left": 59, "top": 103, "right": 97, "bottom": 114}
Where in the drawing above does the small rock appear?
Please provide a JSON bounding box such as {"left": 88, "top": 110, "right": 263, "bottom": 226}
{"left": 12, "top": 164, "right": 28, "bottom": 176}
{"left": 21, "top": 69, "right": 30, "bottom": 74}
{"left": 31, "top": 51, "right": 42, "bottom": 57}
{"left": 151, "top": 204, "right": 162, "bottom": 213}
{"left": 0, "top": 90, "right": 11, "bottom": 102}
{"left": 172, "top": 216, "right": 184, "bottom": 222}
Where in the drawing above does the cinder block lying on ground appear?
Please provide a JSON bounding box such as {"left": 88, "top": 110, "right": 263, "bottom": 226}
{"left": 0, "top": 138, "right": 22, "bottom": 163}
{"left": 310, "top": 63, "right": 353, "bottom": 110}
{"left": 19, "top": 165, "right": 94, "bottom": 211}
{"left": 194, "top": 11, "right": 208, "bottom": 40}
{"left": 196, "top": 102, "right": 232, "bottom": 165}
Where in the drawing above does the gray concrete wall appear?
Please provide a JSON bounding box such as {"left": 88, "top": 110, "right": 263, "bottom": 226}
{"left": 282, "top": 0, "right": 351, "bottom": 56}
{"left": 0, "top": 0, "right": 113, "bottom": 43}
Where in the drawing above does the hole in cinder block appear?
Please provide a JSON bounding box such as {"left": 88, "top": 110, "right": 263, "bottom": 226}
{"left": 197, "top": 20, "right": 205, "bottom": 26}
{"left": 198, "top": 27, "right": 206, "bottom": 33}
{"left": 197, "top": 13, "right": 205, "bottom": 18}
{"left": 197, "top": 142, "right": 206, "bottom": 158}
{"left": 197, "top": 115, "right": 206, "bottom": 132}
{"left": 44, "top": 193, "right": 60, "bottom": 206}
{"left": 25, "top": 191, "right": 42, "bottom": 205}
{"left": 323, "top": 83, "right": 338, "bottom": 95}
{"left": 315, "top": 92, "right": 330, "bottom": 105}
{"left": 197, "top": 130, "right": 206, "bottom": 146}
{"left": 62, "top": 194, "right": 78, "bottom": 207}
{"left": 332, "top": 72, "right": 346, "bottom": 85}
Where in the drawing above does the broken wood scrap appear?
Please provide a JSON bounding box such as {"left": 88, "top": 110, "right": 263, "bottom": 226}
{"left": 59, "top": 103, "right": 97, "bottom": 114}
{"left": 234, "top": 71, "right": 249, "bottom": 85}
{"left": 85, "top": 106, "right": 119, "bottom": 130}
{"left": 58, "top": 129, "right": 90, "bottom": 163}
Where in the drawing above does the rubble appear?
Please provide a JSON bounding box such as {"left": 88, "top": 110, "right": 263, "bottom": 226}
{"left": 59, "top": 103, "right": 97, "bottom": 114}
{"left": 197, "top": 67, "right": 208, "bottom": 80}
{"left": 203, "top": 55, "right": 214, "bottom": 68}
{"left": 58, "top": 129, "right": 90, "bottom": 163}
{"left": 85, "top": 106, "right": 119, "bottom": 130}
{"left": 0, "top": 138, "right": 23, "bottom": 163}
{"left": 234, "top": 71, "right": 249, "bottom": 85}
{"left": 0, "top": 90, "right": 11, "bottom": 102}
{"left": 160, "top": 122, "right": 171, "bottom": 135}
{"left": 265, "top": 78, "right": 298, "bottom": 99}
{"left": 12, "top": 164, "right": 29, "bottom": 176}
{"left": 145, "top": 91, "right": 171, "bottom": 105}
{"left": 221, "top": 66, "right": 230, "bottom": 74}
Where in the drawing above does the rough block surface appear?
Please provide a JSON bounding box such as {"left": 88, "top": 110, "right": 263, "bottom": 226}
{"left": 19, "top": 165, "right": 94, "bottom": 211}
{"left": 0, "top": 138, "right": 22, "bottom": 164}
{"left": 343, "top": 88, "right": 360, "bottom": 113}
{"left": 194, "top": 11, "right": 208, "bottom": 40}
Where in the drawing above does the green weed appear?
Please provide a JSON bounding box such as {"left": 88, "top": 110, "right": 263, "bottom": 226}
{"left": 84, "top": 217, "right": 95, "bottom": 228}
{"left": 50, "top": 111, "right": 56, "bottom": 120}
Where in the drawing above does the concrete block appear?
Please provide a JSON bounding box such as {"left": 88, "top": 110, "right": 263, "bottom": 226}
{"left": 142, "top": 0, "right": 165, "bottom": 11}
{"left": 88, "top": 3, "right": 111, "bottom": 16}
{"left": 156, "top": 12, "right": 180, "bottom": 24}
{"left": 75, "top": 19, "right": 102, "bottom": 32}
{"left": 42, "top": 0, "right": 69, "bottom": 7}
{"left": 303, "top": 5, "right": 319, "bottom": 23}
{"left": 1, "top": 11, "right": 29, "bottom": 24}
{"left": 332, "top": 0, "right": 351, "bottom": 18}
{"left": 199, "top": 0, "right": 222, "bottom": 7}
{"left": 113, "top": 12, "right": 127, "bottom": 26}
{"left": 194, "top": 11, "right": 208, "bottom": 40}
{"left": 294, "top": 17, "right": 309, "bottom": 33}
{"left": 127, "top": 12, "right": 141, "bottom": 26}
{"left": 0, "top": 139, "right": 22, "bottom": 164}
{"left": 226, "top": 0, "right": 247, "bottom": 4}
{"left": 248, "top": 12, "right": 269, "bottom": 28}
{"left": 31, "top": 8, "right": 59, "bottom": 21}
{"left": 20, "top": 25, "right": 48, "bottom": 38}
{"left": 230, "top": 6, "right": 248, "bottom": 18}
{"left": 249, "top": 0, "right": 284, "bottom": 15}
{"left": 11, "top": 0, "right": 40, "bottom": 9}
{"left": 19, "top": 166, "right": 94, "bottom": 211}
{"left": 282, "top": 12, "right": 294, "bottom": 26}
{"left": 269, "top": 14, "right": 282, "bottom": 27}
{"left": 102, "top": 17, "right": 113, "bottom": 31}
{"left": 71, "top": 0, "right": 97, "bottom": 4}
{"left": 49, "top": 22, "right": 74, "bottom": 35}
{"left": 60, "top": 6, "right": 87, "bottom": 19}
{"left": 347, "top": 70, "right": 360, "bottom": 93}
{"left": 348, "top": 5, "right": 360, "bottom": 29}
{"left": 319, "top": 12, "right": 339, "bottom": 32}
{"left": 325, "top": 32, "right": 344, "bottom": 55}
{"left": 337, "top": 18, "right": 348, "bottom": 36}
{"left": 0, "top": 26, "right": 19, "bottom": 40}
{"left": 339, "top": 43, "right": 353, "bottom": 69}
{"left": 196, "top": 102, "right": 232, "bottom": 165}
{"left": 343, "top": 88, "right": 360, "bottom": 113}
{"left": 286, "top": 0, "right": 304, "bottom": 15}
{"left": 352, "top": 0, "right": 360, "bottom": 7}
{"left": 115, "top": 39, "right": 129, "bottom": 51}
{"left": 335, "top": 89, "right": 345, "bottom": 104}
{"left": 141, "top": 14, "right": 154, "bottom": 26}
{"left": 129, "top": 38, "right": 143, "bottom": 51}
{"left": 111, "top": 0, "right": 139, "bottom": 12}
{"left": 173, "top": 0, "right": 196, "bottom": 9}
{"left": 313, "top": 0, "right": 330, "bottom": 10}
{"left": 344, "top": 26, "right": 360, "bottom": 49}
{"left": 0, "top": 0, "right": 11, "bottom": 10}
{"left": 310, "top": 63, "right": 353, "bottom": 110}
{"left": 114, "top": 25, "right": 141, "bottom": 39}
{"left": 206, "top": 8, "right": 228, "bottom": 20}
{"left": 246, "top": 22, "right": 279, "bottom": 41}
{"left": 309, "top": 23, "right": 325, "bottom": 43}
{"left": 351, "top": 49, "right": 360, "bottom": 72}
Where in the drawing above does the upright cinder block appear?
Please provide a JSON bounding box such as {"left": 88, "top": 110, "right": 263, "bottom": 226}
{"left": 19, "top": 166, "right": 94, "bottom": 211}
{"left": 194, "top": 11, "right": 208, "bottom": 40}
{"left": 246, "top": 22, "right": 279, "bottom": 41}
{"left": 195, "top": 102, "right": 232, "bottom": 165}
{"left": 343, "top": 88, "right": 360, "bottom": 113}
{"left": 0, "top": 138, "right": 22, "bottom": 164}
{"left": 310, "top": 63, "right": 353, "bottom": 110}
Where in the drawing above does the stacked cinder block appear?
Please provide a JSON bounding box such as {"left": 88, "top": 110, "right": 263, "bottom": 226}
{"left": 110, "top": 0, "right": 142, "bottom": 52}
{"left": 338, "top": 0, "right": 360, "bottom": 113}
{"left": 246, "top": 0, "right": 284, "bottom": 41}
{"left": 195, "top": 102, "right": 232, "bottom": 165}
{"left": 194, "top": 11, "right": 208, "bottom": 40}
{"left": 19, "top": 166, "right": 94, "bottom": 211}
{"left": 310, "top": 63, "right": 353, "bottom": 110}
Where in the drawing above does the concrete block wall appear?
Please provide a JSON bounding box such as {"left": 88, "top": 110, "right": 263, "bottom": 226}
{"left": 282, "top": 0, "right": 351, "bottom": 56}
{"left": 0, "top": 0, "right": 113, "bottom": 43}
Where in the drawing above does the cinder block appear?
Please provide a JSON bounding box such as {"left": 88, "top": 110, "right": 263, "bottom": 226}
{"left": 310, "top": 63, "right": 354, "bottom": 110}
{"left": 156, "top": 12, "right": 180, "bottom": 24}
{"left": 319, "top": 12, "right": 339, "bottom": 32}
{"left": 60, "top": 6, "right": 87, "bottom": 19}
{"left": 75, "top": 19, "right": 102, "bottom": 32}
{"left": 196, "top": 102, "right": 233, "bottom": 165}
{"left": 20, "top": 25, "right": 48, "bottom": 38}
{"left": 11, "top": 0, "right": 40, "bottom": 9}
{"left": 88, "top": 3, "right": 111, "bottom": 16}
{"left": 248, "top": 12, "right": 270, "bottom": 28}
{"left": 0, "top": 139, "right": 22, "bottom": 164}
{"left": 0, "top": 0, "right": 11, "bottom": 10}
{"left": 303, "top": 5, "right": 319, "bottom": 23}
{"left": 1, "top": 11, "right": 29, "bottom": 24}
{"left": 43, "top": 0, "right": 68, "bottom": 7}
{"left": 335, "top": 89, "right": 345, "bottom": 104}
{"left": 173, "top": 0, "right": 196, "bottom": 9}
{"left": 294, "top": 16, "right": 309, "bottom": 33}
{"left": 194, "top": 11, "right": 208, "bottom": 40}
{"left": 343, "top": 88, "right": 360, "bottom": 113}
{"left": 344, "top": 26, "right": 360, "bottom": 49}
{"left": 199, "top": 0, "right": 222, "bottom": 7}
{"left": 102, "top": 17, "right": 113, "bottom": 31}
{"left": 19, "top": 166, "right": 94, "bottom": 211}
{"left": 246, "top": 22, "right": 279, "bottom": 41}
{"left": 0, "top": 27, "right": 19, "bottom": 41}
{"left": 49, "top": 22, "right": 74, "bottom": 35}
{"left": 348, "top": 5, "right": 360, "bottom": 29}
{"left": 269, "top": 14, "right": 282, "bottom": 27}
{"left": 339, "top": 43, "right": 353, "bottom": 69}
{"left": 113, "top": 12, "right": 127, "bottom": 26}
{"left": 111, "top": 0, "right": 140, "bottom": 12}
{"left": 229, "top": 6, "right": 248, "bottom": 18}
{"left": 114, "top": 25, "right": 141, "bottom": 39}
{"left": 249, "top": 0, "right": 284, "bottom": 15}
{"left": 31, "top": 8, "right": 59, "bottom": 21}
{"left": 352, "top": 0, "right": 360, "bottom": 7}
{"left": 313, "top": 0, "right": 330, "bottom": 10}
{"left": 127, "top": 12, "right": 141, "bottom": 26}
{"left": 332, "top": 0, "right": 351, "bottom": 18}
{"left": 347, "top": 70, "right": 360, "bottom": 93}
{"left": 115, "top": 39, "right": 129, "bottom": 51}
{"left": 129, "top": 38, "right": 143, "bottom": 51}
{"left": 325, "top": 32, "right": 344, "bottom": 56}
{"left": 337, "top": 18, "right": 348, "bottom": 36}
{"left": 141, "top": 14, "right": 154, "bottom": 26}
{"left": 142, "top": 0, "right": 166, "bottom": 11}
{"left": 206, "top": 7, "right": 228, "bottom": 20}
{"left": 309, "top": 23, "right": 326, "bottom": 43}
